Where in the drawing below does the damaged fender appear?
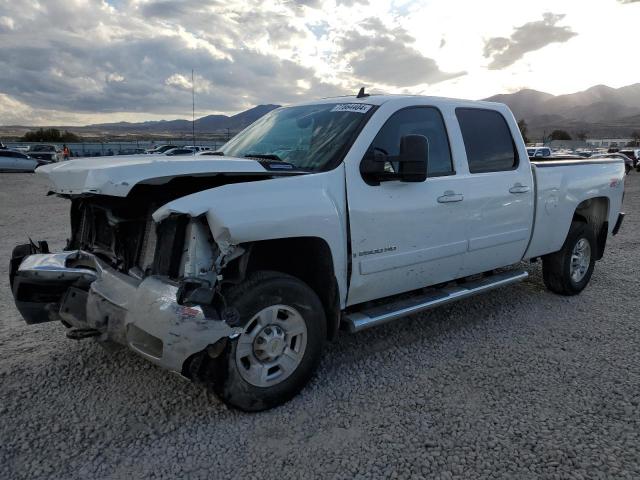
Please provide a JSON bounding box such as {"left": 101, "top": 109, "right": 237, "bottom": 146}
{"left": 152, "top": 166, "right": 350, "bottom": 306}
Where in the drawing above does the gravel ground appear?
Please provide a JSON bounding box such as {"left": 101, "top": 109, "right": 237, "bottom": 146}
{"left": 1, "top": 172, "right": 639, "bottom": 480}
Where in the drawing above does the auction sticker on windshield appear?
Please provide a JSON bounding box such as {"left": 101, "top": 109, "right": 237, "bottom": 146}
{"left": 330, "top": 104, "right": 372, "bottom": 114}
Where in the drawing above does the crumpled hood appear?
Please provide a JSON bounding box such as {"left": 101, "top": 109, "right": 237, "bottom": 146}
{"left": 36, "top": 154, "right": 271, "bottom": 196}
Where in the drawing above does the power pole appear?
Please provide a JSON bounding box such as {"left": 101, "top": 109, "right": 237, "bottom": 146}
{"left": 192, "top": 69, "right": 196, "bottom": 149}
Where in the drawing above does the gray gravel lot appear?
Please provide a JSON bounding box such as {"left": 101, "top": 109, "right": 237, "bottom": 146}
{"left": 1, "top": 172, "right": 639, "bottom": 480}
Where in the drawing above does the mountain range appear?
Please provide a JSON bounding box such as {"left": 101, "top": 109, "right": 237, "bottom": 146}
{"left": 87, "top": 83, "right": 640, "bottom": 139}
{"left": 484, "top": 84, "right": 640, "bottom": 139}
{"left": 1, "top": 84, "right": 638, "bottom": 140}
{"left": 85, "top": 104, "right": 281, "bottom": 135}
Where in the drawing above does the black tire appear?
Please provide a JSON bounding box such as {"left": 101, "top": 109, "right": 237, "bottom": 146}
{"left": 207, "top": 271, "right": 326, "bottom": 412}
{"left": 625, "top": 164, "right": 631, "bottom": 175}
{"left": 542, "top": 221, "right": 596, "bottom": 296}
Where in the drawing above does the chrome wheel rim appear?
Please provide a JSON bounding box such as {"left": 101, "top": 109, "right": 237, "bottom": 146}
{"left": 570, "top": 238, "right": 591, "bottom": 283}
{"left": 235, "top": 305, "right": 307, "bottom": 387}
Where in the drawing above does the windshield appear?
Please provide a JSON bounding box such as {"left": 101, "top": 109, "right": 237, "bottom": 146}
{"left": 220, "top": 103, "right": 373, "bottom": 171}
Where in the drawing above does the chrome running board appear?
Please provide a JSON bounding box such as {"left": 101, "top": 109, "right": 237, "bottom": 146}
{"left": 343, "top": 270, "right": 528, "bottom": 333}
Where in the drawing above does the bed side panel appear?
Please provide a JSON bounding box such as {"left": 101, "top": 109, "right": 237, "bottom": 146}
{"left": 525, "top": 162, "right": 624, "bottom": 259}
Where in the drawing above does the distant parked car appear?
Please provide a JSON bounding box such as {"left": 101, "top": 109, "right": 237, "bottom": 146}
{"left": 27, "top": 144, "right": 61, "bottom": 163}
{"left": 146, "top": 144, "right": 178, "bottom": 154}
{"left": 527, "top": 147, "right": 552, "bottom": 158}
{"left": 164, "top": 147, "right": 196, "bottom": 156}
{"left": 117, "top": 148, "right": 147, "bottom": 155}
{"left": 601, "top": 153, "right": 633, "bottom": 174}
{"left": 630, "top": 149, "right": 640, "bottom": 172}
{"left": 0, "top": 150, "right": 42, "bottom": 172}
{"left": 619, "top": 150, "right": 638, "bottom": 168}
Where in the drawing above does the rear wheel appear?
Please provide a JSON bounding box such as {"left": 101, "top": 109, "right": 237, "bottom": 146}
{"left": 206, "top": 271, "right": 326, "bottom": 411}
{"left": 542, "top": 221, "right": 596, "bottom": 296}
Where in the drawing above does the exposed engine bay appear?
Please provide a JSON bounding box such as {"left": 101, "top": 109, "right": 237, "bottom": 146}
{"left": 63, "top": 175, "right": 263, "bottom": 279}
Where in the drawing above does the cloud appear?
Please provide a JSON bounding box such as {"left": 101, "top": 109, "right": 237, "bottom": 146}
{"left": 618, "top": 0, "right": 640, "bottom": 3}
{"left": 337, "top": 18, "right": 465, "bottom": 87}
{"left": 0, "top": 16, "right": 15, "bottom": 32}
{"left": 0, "top": 0, "right": 347, "bottom": 124}
{"left": 0, "top": 93, "right": 33, "bottom": 125}
{"left": 483, "top": 13, "right": 577, "bottom": 70}
{"left": 106, "top": 73, "right": 125, "bottom": 83}
{"left": 2, "top": 0, "right": 606, "bottom": 126}
{"left": 336, "top": 0, "right": 369, "bottom": 5}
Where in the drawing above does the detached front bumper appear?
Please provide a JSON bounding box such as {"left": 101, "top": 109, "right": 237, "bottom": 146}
{"left": 10, "top": 248, "right": 241, "bottom": 375}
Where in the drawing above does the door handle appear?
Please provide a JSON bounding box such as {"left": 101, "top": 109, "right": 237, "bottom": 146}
{"left": 437, "top": 191, "right": 464, "bottom": 203}
{"left": 509, "top": 183, "right": 530, "bottom": 194}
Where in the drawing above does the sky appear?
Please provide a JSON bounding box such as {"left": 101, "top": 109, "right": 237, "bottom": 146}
{"left": 0, "top": 0, "right": 638, "bottom": 125}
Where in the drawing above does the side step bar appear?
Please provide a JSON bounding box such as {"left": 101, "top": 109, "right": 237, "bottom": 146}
{"left": 343, "top": 270, "right": 528, "bottom": 333}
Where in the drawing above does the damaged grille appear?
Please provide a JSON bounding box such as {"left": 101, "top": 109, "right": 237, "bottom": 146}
{"left": 69, "top": 199, "right": 152, "bottom": 273}
{"left": 68, "top": 198, "right": 189, "bottom": 279}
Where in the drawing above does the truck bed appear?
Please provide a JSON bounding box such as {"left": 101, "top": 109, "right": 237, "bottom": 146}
{"left": 525, "top": 157, "right": 625, "bottom": 259}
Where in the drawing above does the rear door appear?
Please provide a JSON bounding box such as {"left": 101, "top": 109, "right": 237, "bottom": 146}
{"left": 345, "top": 105, "right": 467, "bottom": 306}
{"left": 454, "top": 108, "right": 534, "bottom": 275}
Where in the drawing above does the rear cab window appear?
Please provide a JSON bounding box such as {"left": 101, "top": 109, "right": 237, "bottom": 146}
{"left": 455, "top": 108, "right": 518, "bottom": 173}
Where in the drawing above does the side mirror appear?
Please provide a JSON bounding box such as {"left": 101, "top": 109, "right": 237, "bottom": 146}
{"left": 360, "top": 134, "right": 429, "bottom": 185}
{"left": 397, "top": 134, "right": 428, "bottom": 182}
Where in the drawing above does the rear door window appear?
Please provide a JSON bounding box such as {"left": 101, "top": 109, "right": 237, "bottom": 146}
{"left": 456, "top": 108, "right": 518, "bottom": 173}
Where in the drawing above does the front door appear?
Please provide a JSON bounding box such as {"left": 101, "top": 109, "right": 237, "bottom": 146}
{"left": 345, "top": 106, "right": 467, "bottom": 306}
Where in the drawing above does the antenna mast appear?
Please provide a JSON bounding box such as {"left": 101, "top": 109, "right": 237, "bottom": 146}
{"left": 191, "top": 69, "right": 196, "bottom": 149}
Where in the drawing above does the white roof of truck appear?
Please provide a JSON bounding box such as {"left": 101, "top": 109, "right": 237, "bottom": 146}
{"left": 288, "top": 94, "right": 511, "bottom": 117}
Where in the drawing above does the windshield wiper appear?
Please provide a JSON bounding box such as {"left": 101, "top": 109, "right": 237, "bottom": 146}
{"left": 242, "top": 153, "right": 305, "bottom": 172}
{"left": 210, "top": 151, "right": 224, "bottom": 156}
{"left": 243, "top": 153, "right": 283, "bottom": 162}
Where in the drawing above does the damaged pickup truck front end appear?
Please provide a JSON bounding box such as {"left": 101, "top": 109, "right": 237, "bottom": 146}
{"left": 9, "top": 155, "right": 297, "bottom": 377}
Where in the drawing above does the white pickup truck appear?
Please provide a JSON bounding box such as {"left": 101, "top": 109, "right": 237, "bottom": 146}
{"left": 10, "top": 94, "right": 626, "bottom": 411}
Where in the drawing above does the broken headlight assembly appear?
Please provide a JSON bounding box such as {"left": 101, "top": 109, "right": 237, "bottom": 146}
{"left": 149, "top": 215, "right": 219, "bottom": 306}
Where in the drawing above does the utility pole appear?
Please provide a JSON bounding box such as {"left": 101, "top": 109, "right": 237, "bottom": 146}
{"left": 192, "top": 69, "right": 196, "bottom": 149}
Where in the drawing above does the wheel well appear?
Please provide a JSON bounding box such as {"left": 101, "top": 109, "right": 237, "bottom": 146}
{"left": 573, "top": 197, "right": 609, "bottom": 260}
{"left": 222, "top": 237, "right": 341, "bottom": 340}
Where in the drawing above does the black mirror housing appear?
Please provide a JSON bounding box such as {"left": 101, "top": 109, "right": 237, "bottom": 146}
{"left": 397, "top": 134, "right": 428, "bottom": 182}
{"left": 359, "top": 134, "right": 429, "bottom": 185}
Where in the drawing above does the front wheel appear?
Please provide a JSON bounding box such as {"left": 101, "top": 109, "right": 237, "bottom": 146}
{"left": 206, "top": 271, "right": 326, "bottom": 411}
{"left": 542, "top": 221, "right": 596, "bottom": 296}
